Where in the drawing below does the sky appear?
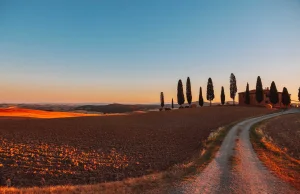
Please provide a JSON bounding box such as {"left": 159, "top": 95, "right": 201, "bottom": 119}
{"left": 0, "top": 0, "right": 300, "bottom": 104}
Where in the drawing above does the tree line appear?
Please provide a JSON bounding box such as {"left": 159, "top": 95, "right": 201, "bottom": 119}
{"left": 160, "top": 74, "right": 297, "bottom": 109}
{"left": 249, "top": 76, "right": 291, "bottom": 108}
{"left": 160, "top": 73, "right": 238, "bottom": 108}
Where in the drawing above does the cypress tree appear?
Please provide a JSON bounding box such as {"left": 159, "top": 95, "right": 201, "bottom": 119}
{"left": 221, "top": 86, "right": 225, "bottom": 105}
{"left": 269, "top": 81, "right": 279, "bottom": 106}
{"left": 199, "top": 87, "right": 204, "bottom": 107}
{"left": 256, "top": 76, "right": 264, "bottom": 104}
{"left": 177, "top": 79, "right": 185, "bottom": 107}
{"left": 281, "top": 87, "right": 291, "bottom": 108}
{"left": 172, "top": 98, "right": 174, "bottom": 109}
{"left": 160, "top": 92, "right": 164, "bottom": 108}
{"left": 186, "top": 77, "right": 192, "bottom": 106}
{"left": 207, "top": 78, "right": 215, "bottom": 106}
{"left": 245, "top": 83, "right": 250, "bottom": 105}
{"left": 230, "top": 73, "right": 237, "bottom": 105}
{"left": 298, "top": 87, "right": 300, "bottom": 102}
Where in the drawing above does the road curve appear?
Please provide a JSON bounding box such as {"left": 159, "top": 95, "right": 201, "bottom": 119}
{"left": 169, "top": 109, "right": 300, "bottom": 194}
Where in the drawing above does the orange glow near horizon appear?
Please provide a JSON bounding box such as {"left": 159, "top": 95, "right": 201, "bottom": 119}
{"left": 0, "top": 81, "right": 299, "bottom": 104}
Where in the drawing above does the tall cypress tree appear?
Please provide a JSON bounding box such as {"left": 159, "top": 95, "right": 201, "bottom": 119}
{"left": 160, "top": 92, "right": 164, "bottom": 108}
{"left": 256, "top": 76, "right": 264, "bottom": 104}
{"left": 298, "top": 87, "right": 300, "bottom": 102}
{"left": 177, "top": 79, "right": 185, "bottom": 107}
{"left": 207, "top": 78, "right": 215, "bottom": 106}
{"left": 282, "top": 87, "right": 291, "bottom": 108}
{"left": 172, "top": 98, "right": 174, "bottom": 109}
{"left": 221, "top": 86, "right": 225, "bottom": 105}
{"left": 199, "top": 87, "right": 204, "bottom": 107}
{"left": 230, "top": 73, "right": 237, "bottom": 105}
{"left": 245, "top": 83, "right": 250, "bottom": 105}
{"left": 269, "top": 81, "right": 279, "bottom": 106}
{"left": 186, "top": 77, "right": 192, "bottom": 106}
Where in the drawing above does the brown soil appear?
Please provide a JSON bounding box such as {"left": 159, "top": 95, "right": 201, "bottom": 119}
{"left": 0, "top": 106, "right": 272, "bottom": 187}
{"left": 263, "top": 114, "right": 300, "bottom": 159}
{"left": 251, "top": 113, "right": 300, "bottom": 190}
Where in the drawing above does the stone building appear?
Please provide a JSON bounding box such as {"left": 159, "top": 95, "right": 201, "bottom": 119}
{"left": 238, "top": 87, "right": 287, "bottom": 108}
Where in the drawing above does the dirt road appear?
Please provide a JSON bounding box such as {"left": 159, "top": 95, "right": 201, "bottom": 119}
{"left": 169, "top": 109, "right": 300, "bottom": 194}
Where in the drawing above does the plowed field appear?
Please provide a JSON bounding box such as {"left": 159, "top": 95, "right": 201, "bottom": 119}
{"left": 0, "top": 106, "right": 272, "bottom": 187}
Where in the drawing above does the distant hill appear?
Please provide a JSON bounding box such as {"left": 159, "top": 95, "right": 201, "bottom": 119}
{"left": 75, "top": 101, "right": 221, "bottom": 113}
{"left": 75, "top": 103, "right": 161, "bottom": 114}
{"left": 13, "top": 104, "right": 78, "bottom": 112}
{"left": 1, "top": 100, "right": 226, "bottom": 115}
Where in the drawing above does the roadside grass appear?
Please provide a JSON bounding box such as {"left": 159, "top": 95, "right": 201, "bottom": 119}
{"left": 250, "top": 121, "right": 300, "bottom": 190}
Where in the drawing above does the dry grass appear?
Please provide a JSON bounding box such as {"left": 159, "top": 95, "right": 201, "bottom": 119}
{"left": 250, "top": 115, "right": 300, "bottom": 190}
{"left": 263, "top": 114, "right": 300, "bottom": 160}
{"left": 0, "top": 106, "right": 273, "bottom": 192}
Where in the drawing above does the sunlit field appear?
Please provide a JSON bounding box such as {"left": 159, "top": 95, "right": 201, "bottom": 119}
{"left": 251, "top": 114, "right": 300, "bottom": 190}
{"left": 0, "top": 106, "right": 273, "bottom": 188}
{"left": 0, "top": 107, "right": 100, "bottom": 119}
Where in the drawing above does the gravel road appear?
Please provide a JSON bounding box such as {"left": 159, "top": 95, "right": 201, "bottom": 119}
{"left": 168, "top": 109, "right": 300, "bottom": 194}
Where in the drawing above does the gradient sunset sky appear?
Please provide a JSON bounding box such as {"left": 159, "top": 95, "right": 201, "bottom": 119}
{"left": 1, "top": 0, "right": 299, "bottom": 104}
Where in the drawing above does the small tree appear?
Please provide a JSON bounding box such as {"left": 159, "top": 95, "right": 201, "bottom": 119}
{"left": 199, "top": 87, "right": 204, "bottom": 107}
{"left": 172, "top": 98, "right": 174, "bottom": 109}
{"left": 160, "top": 92, "right": 164, "bottom": 108}
{"left": 186, "top": 77, "right": 192, "bottom": 106}
{"left": 281, "top": 87, "right": 291, "bottom": 108}
{"left": 269, "top": 81, "right": 279, "bottom": 107}
{"left": 221, "top": 86, "right": 225, "bottom": 105}
{"left": 230, "top": 73, "right": 237, "bottom": 105}
{"left": 245, "top": 83, "right": 250, "bottom": 105}
{"left": 177, "top": 79, "right": 185, "bottom": 107}
{"left": 207, "top": 78, "right": 215, "bottom": 106}
{"left": 256, "top": 76, "right": 264, "bottom": 104}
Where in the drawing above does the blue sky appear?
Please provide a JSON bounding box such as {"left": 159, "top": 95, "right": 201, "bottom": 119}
{"left": 1, "top": 0, "right": 300, "bottom": 103}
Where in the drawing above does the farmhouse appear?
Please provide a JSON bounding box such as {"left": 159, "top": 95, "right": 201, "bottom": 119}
{"left": 238, "top": 87, "right": 287, "bottom": 108}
